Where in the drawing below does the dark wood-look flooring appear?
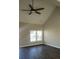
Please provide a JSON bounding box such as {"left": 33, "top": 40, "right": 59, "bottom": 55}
{"left": 19, "top": 44, "right": 60, "bottom": 59}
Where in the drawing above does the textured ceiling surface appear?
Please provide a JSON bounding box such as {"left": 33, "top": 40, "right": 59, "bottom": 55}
{"left": 19, "top": 0, "right": 59, "bottom": 25}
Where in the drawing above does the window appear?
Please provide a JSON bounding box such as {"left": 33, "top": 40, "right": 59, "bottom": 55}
{"left": 37, "top": 31, "right": 42, "bottom": 41}
{"left": 30, "top": 30, "right": 42, "bottom": 42}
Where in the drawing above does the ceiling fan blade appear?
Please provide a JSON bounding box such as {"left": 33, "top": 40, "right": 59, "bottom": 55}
{"left": 29, "top": 11, "right": 32, "bottom": 15}
{"left": 35, "top": 8, "right": 44, "bottom": 11}
{"left": 35, "top": 11, "right": 41, "bottom": 14}
{"left": 29, "top": 4, "right": 33, "bottom": 9}
{"left": 21, "top": 9, "right": 30, "bottom": 11}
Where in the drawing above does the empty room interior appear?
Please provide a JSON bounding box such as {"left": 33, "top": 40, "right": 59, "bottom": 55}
{"left": 19, "top": 0, "right": 60, "bottom": 59}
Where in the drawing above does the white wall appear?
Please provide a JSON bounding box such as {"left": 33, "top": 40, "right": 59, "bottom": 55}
{"left": 44, "top": 7, "right": 60, "bottom": 48}
{"left": 19, "top": 23, "right": 43, "bottom": 47}
{"left": 19, "top": 7, "right": 60, "bottom": 48}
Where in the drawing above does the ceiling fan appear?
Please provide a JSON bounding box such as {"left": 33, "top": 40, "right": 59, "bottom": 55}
{"left": 21, "top": 0, "right": 45, "bottom": 15}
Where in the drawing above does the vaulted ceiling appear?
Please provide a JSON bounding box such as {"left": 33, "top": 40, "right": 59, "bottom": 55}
{"left": 19, "top": 0, "right": 60, "bottom": 25}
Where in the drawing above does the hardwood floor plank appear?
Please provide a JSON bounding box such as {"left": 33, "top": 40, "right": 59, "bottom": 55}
{"left": 19, "top": 45, "right": 60, "bottom": 59}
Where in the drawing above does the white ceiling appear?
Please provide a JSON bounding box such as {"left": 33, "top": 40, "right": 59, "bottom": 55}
{"left": 19, "top": 0, "right": 59, "bottom": 25}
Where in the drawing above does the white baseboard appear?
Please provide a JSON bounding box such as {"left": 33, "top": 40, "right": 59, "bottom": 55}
{"left": 20, "top": 43, "right": 60, "bottom": 49}
{"left": 44, "top": 43, "right": 60, "bottom": 49}
{"left": 19, "top": 43, "right": 43, "bottom": 47}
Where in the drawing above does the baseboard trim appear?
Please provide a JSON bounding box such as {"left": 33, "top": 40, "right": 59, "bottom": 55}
{"left": 20, "top": 44, "right": 45, "bottom": 48}
{"left": 20, "top": 43, "right": 44, "bottom": 48}
{"left": 20, "top": 43, "right": 60, "bottom": 49}
{"left": 45, "top": 43, "right": 60, "bottom": 49}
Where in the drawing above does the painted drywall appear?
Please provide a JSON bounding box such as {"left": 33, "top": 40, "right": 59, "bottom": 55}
{"left": 19, "top": 23, "right": 43, "bottom": 47}
{"left": 44, "top": 7, "right": 60, "bottom": 48}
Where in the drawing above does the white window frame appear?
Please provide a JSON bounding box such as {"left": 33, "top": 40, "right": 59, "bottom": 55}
{"left": 30, "top": 30, "right": 42, "bottom": 42}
